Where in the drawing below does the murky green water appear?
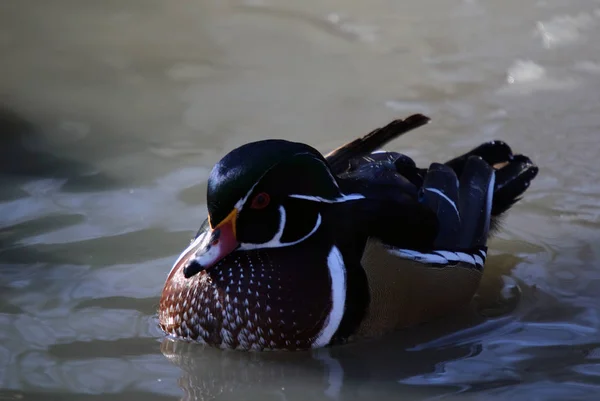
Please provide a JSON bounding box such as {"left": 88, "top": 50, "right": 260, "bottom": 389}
{"left": 2, "top": 0, "right": 600, "bottom": 400}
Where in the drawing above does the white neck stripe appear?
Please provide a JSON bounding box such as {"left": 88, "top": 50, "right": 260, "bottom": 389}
{"left": 238, "top": 206, "right": 322, "bottom": 250}
{"left": 312, "top": 245, "right": 346, "bottom": 347}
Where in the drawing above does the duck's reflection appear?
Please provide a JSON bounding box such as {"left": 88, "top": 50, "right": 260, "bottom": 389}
{"left": 160, "top": 253, "right": 524, "bottom": 401}
{"left": 161, "top": 312, "right": 490, "bottom": 401}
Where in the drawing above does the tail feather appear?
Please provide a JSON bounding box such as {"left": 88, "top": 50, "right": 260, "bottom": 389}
{"left": 420, "top": 156, "right": 495, "bottom": 251}
{"left": 419, "top": 163, "right": 460, "bottom": 249}
{"left": 328, "top": 119, "right": 538, "bottom": 272}
{"left": 391, "top": 156, "right": 495, "bottom": 270}
{"left": 491, "top": 154, "right": 539, "bottom": 216}
{"left": 445, "top": 141, "right": 539, "bottom": 224}
{"left": 445, "top": 140, "right": 513, "bottom": 177}
{"left": 456, "top": 156, "right": 495, "bottom": 249}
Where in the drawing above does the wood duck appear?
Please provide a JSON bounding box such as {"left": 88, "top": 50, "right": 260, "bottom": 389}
{"left": 159, "top": 114, "right": 538, "bottom": 351}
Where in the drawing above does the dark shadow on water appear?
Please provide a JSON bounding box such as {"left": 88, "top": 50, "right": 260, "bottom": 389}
{"left": 0, "top": 104, "right": 127, "bottom": 253}
{"left": 0, "top": 105, "right": 110, "bottom": 187}
{"left": 0, "top": 213, "right": 85, "bottom": 248}
{"left": 47, "top": 337, "right": 164, "bottom": 361}
{"left": 0, "top": 105, "right": 131, "bottom": 315}
{"left": 0, "top": 389, "right": 178, "bottom": 401}
{"left": 0, "top": 227, "right": 191, "bottom": 266}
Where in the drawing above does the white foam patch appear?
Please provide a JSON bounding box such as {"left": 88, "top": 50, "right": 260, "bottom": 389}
{"left": 326, "top": 13, "right": 379, "bottom": 43}
{"left": 502, "top": 60, "right": 579, "bottom": 95}
{"left": 506, "top": 60, "right": 546, "bottom": 84}
{"left": 535, "top": 13, "right": 594, "bottom": 49}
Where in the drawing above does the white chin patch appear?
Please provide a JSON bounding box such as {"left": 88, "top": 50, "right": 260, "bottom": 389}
{"left": 167, "top": 226, "right": 212, "bottom": 277}
{"left": 238, "top": 205, "right": 322, "bottom": 251}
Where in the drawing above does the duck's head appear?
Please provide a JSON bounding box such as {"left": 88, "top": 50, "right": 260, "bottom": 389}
{"left": 176, "top": 139, "right": 362, "bottom": 279}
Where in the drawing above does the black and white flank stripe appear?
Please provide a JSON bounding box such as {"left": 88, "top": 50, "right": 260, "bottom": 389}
{"left": 387, "top": 247, "right": 488, "bottom": 271}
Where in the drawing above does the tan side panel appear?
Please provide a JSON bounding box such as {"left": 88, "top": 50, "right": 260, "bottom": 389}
{"left": 356, "top": 239, "right": 483, "bottom": 339}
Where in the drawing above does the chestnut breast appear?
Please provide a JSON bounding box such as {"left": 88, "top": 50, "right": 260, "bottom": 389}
{"left": 159, "top": 246, "right": 334, "bottom": 350}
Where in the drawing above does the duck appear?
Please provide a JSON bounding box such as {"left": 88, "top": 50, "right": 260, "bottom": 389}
{"left": 159, "top": 114, "right": 538, "bottom": 351}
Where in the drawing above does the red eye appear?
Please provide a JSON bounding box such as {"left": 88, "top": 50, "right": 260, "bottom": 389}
{"left": 250, "top": 192, "right": 270, "bottom": 209}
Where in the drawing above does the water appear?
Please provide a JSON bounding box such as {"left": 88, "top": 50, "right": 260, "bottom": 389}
{"left": 1, "top": 0, "right": 600, "bottom": 399}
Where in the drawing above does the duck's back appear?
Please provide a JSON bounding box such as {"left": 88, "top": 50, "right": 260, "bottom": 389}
{"left": 336, "top": 151, "right": 494, "bottom": 339}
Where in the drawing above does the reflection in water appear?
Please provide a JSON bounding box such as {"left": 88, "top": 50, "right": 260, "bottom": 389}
{"left": 2, "top": 0, "right": 600, "bottom": 400}
{"left": 161, "top": 254, "right": 529, "bottom": 401}
{"left": 161, "top": 331, "right": 480, "bottom": 401}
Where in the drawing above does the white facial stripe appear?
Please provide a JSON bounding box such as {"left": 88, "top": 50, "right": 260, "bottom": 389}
{"left": 288, "top": 193, "right": 365, "bottom": 203}
{"left": 239, "top": 205, "right": 285, "bottom": 250}
{"left": 424, "top": 187, "right": 459, "bottom": 217}
{"left": 312, "top": 245, "right": 347, "bottom": 347}
{"left": 233, "top": 181, "right": 260, "bottom": 211}
{"left": 167, "top": 228, "right": 211, "bottom": 277}
{"left": 238, "top": 206, "right": 322, "bottom": 250}
{"left": 230, "top": 151, "right": 343, "bottom": 215}
{"left": 294, "top": 213, "right": 322, "bottom": 245}
{"left": 309, "top": 155, "right": 341, "bottom": 190}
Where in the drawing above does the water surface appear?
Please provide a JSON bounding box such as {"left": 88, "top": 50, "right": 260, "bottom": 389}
{"left": 1, "top": 0, "right": 600, "bottom": 400}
